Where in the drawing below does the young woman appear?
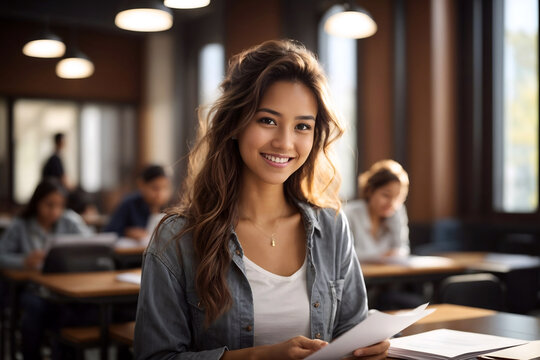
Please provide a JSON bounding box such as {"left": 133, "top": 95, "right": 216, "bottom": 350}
{"left": 105, "top": 164, "right": 172, "bottom": 241}
{"left": 135, "top": 40, "right": 389, "bottom": 360}
{"left": 0, "top": 178, "right": 90, "bottom": 270}
{"left": 344, "top": 159, "right": 410, "bottom": 262}
{"left": 0, "top": 178, "right": 91, "bottom": 360}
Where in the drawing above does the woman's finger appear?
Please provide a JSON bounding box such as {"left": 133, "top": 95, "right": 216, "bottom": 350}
{"left": 352, "top": 340, "right": 390, "bottom": 357}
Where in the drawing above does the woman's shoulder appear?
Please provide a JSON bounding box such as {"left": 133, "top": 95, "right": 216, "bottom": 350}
{"left": 298, "top": 202, "right": 349, "bottom": 233}
{"left": 145, "top": 214, "right": 193, "bottom": 265}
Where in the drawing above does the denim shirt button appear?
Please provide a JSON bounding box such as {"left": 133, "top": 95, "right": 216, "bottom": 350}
{"left": 235, "top": 250, "right": 241, "bottom": 256}
{"left": 315, "top": 333, "right": 321, "bottom": 339}
{"left": 245, "top": 325, "right": 253, "bottom": 331}
{"left": 313, "top": 302, "right": 320, "bottom": 308}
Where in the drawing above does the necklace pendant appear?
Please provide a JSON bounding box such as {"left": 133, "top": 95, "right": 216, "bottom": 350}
{"left": 271, "top": 233, "right": 276, "bottom": 247}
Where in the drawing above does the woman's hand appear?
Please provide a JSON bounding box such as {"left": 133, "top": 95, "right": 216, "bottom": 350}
{"left": 24, "top": 250, "right": 45, "bottom": 270}
{"left": 223, "top": 336, "right": 328, "bottom": 360}
{"left": 264, "top": 336, "right": 328, "bottom": 359}
{"left": 345, "top": 340, "right": 390, "bottom": 360}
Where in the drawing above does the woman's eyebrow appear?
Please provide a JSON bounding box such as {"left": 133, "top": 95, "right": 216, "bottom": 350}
{"left": 257, "top": 108, "right": 316, "bottom": 121}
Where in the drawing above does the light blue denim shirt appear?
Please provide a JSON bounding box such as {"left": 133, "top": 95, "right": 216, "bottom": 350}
{"left": 134, "top": 201, "right": 368, "bottom": 360}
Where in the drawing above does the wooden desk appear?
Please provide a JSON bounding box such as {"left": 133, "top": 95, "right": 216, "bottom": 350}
{"left": 387, "top": 304, "right": 540, "bottom": 359}
{"left": 361, "top": 256, "right": 467, "bottom": 286}
{"left": 31, "top": 270, "right": 140, "bottom": 360}
{"left": 401, "top": 305, "right": 540, "bottom": 340}
{"left": 31, "top": 270, "right": 140, "bottom": 298}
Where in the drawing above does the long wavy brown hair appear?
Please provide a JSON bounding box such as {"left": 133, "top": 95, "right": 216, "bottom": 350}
{"left": 169, "top": 39, "right": 344, "bottom": 326}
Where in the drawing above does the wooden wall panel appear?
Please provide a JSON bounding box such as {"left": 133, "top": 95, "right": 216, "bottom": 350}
{"left": 225, "top": 0, "right": 281, "bottom": 59}
{"left": 0, "top": 20, "right": 142, "bottom": 102}
{"left": 358, "top": 0, "right": 394, "bottom": 169}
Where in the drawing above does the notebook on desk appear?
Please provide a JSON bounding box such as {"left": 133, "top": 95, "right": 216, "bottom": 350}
{"left": 477, "top": 340, "right": 540, "bottom": 360}
{"left": 42, "top": 233, "right": 118, "bottom": 273}
{"left": 388, "top": 329, "right": 527, "bottom": 360}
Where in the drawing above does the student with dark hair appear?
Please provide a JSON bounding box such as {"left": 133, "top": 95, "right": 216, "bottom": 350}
{"left": 134, "top": 40, "right": 389, "bottom": 359}
{"left": 105, "top": 165, "right": 172, "bottom": 241}
{"left": 0, "top": 178, "right": 90, "bottom": 270}
{"left": 0, "top": 178, "right": 90, "bottom": 360}
{"left": 42, "top": 132, "right": 70, "bottom": 189}
{"left": 344, "top": 159, "right": 410, "bottom": 262}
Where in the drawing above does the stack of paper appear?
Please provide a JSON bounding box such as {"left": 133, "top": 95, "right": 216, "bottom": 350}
{"left": 478, "top": 340, "right": 540, "bottom": 360}
{"left": 306, "top": 303, "right": 435, "bottom": 360}
{"left": 389, "top": 329, "right": 527, "bottom": 360}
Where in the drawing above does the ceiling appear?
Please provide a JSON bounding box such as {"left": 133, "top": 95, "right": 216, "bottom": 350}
{"left": 0, "top": 0, "right": 217, "bottom": 33}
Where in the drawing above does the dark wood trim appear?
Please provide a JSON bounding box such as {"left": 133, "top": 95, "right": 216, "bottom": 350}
{"left": 393, "top": 0, "right": 407, "bottom": 168}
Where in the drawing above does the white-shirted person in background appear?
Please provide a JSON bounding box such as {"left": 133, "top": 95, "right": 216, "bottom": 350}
{"left": 344, "top": 160, "right": 410, "bottom": 262}
{"left": 134, "top": 40, "right": 390, "bottom": 360}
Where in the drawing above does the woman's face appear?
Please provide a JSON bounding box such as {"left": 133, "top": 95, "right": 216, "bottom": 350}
{"left": 368, "top": 181, "right": 405, "bottom": 218}
{"left": 237, "top": 81, "right": 317, "bottom": 186}
{"left": 37, "top": 191, "right": 65, "bottom": 226}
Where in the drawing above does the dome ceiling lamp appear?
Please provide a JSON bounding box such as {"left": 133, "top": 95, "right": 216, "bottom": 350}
{"left": 164, "top": 0, "right": 210, "bottom": 9}
{"left": 22, "top": 27, "right": 66, "bottom": 58}
{"left": 56, "top": 47, "right": 94, "bottom": 79}
{"left": 115, "top": 0, "right": 173, "bottom": 32}
{"left": 324, "top": 1, "right": 377, "bottom": 39}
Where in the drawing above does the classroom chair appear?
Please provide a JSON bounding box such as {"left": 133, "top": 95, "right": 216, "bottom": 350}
{"left": 438, "top": 273, "right": 506, "bottom": 311}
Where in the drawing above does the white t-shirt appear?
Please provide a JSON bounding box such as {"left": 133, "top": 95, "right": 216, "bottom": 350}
{"left": 243, "top": 256, "right": 311, "bottom": 346}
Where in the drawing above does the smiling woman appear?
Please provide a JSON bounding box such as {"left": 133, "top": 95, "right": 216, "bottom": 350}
{"left": 134, "top": 39, "right": 390, "bottom": 360}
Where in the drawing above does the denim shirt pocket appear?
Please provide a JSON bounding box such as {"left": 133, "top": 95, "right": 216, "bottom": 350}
{"left": 186, "top": 290, "right": 206, "bottom": 341}
{"left": 328, "top": 279, "right": 345, "bottom": 335}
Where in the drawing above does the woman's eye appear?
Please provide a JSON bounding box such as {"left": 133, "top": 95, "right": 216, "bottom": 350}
{"left": 296, "top": 123, "right": 312, "bottom": 131}
{"left": 258, "top": 117, "right": 276, "bottom": 125}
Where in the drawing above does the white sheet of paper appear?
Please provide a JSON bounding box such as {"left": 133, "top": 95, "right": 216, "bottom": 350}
{"left": 306, "top": 303, "right": 435, "bottom": 360}
{"left": 116, "top": 272, "right": 141, "bottom": 285}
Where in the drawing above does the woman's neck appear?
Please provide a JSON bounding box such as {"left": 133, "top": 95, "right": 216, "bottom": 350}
{"left": 36, "top": 217, "right": 54, "bottom": 233}
{"left": 237, "top": 179, "right": 292, "bottom": 223}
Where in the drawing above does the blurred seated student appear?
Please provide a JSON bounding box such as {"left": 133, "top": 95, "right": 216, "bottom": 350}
{"left": 105, "top": 164, "right": 172, "bottom": 241}
{"left": 0, "top": 178, "right": 90, "bottom": 270}
{"left": 0, "top": 178, "right": 92, "bottom": 360}
{"left": 344, "top": 159, "right": 410, "bottom": 262}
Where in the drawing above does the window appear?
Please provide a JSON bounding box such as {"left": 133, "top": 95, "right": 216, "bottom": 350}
{"left": 13, "top": 99, "right": 79, "bottom": 204}
{"left": 493, "top": 0, "right": 539, "bottom": 212}
{"left": 198, "top": 43, "right": 225, "bottom": 119}
{"left": 80, "top": 104, "right": 137, "bottom": 192}
{"left": 13, "top": 99, "right": 136, "bottom": 204}
{"left": 319, "top": 5, "right": 358, "bottom": 200}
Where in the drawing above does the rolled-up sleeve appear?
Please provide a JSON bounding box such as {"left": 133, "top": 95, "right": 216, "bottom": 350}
{"left": 332, "top": 211, "right": 368, "bottom": 338}
{"left": 134, "top": 250, "right": 227, "bottom": 360}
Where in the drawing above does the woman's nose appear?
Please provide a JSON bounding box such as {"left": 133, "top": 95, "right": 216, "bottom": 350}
{"left": 271, "top": 126, "right": 294, "bottom": 150}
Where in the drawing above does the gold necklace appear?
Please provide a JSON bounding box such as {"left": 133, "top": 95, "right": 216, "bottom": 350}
{"left": 244, "top": 215, "right": 284, "bottom": 247}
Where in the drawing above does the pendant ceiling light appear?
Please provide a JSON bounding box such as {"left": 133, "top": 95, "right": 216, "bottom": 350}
{"left": 56, "top": 48, "right": 94, "bottom": 79}
{"left": 164, "top": 0, "right": 210, "bottom": 9}
{"left": 115, "top": 0, "right": 173, "bottom": 32}
{"left": 324, "top": 2, "right": 377, "bottom": 39}
{"left": 22, "top": 29, "right": 66, "bottom": 58}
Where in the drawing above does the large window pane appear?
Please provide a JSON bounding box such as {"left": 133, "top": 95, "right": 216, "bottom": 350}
{"left": 199, "top": 43, "right": 225, "bottom": 119}
{"left": 494, "top": 0, "right": 539, "bottom": 212}
{"left": 319, "top": 5, "right": 358, "bottom": 199}
{"left": 13, "top": 100, "right": 78, "bottom": 204}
